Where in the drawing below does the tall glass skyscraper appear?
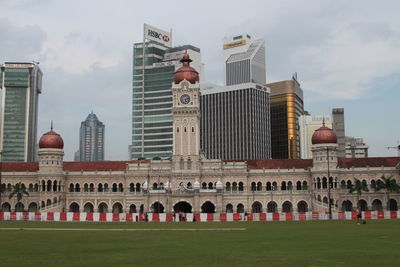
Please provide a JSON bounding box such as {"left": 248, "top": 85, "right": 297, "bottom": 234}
{"left": 131, "top": 38, "right": 202, "bottom": 160}
{"left": 0, "top": 62, "right": 42, "bottom": 162}
{"left": 77, "top": 112, "right": 105, "bottom": 161}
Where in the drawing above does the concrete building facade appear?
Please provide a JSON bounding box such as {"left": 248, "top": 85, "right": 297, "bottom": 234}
{"left": 0, "top": 62, "right": 42, "bottom": 162}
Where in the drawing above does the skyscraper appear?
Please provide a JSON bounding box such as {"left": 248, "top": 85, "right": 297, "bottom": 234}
{"left": 0, "top": 62, "right": 42, "bottom": 162}
{"left": 201, "top": 83, "right": 271, "bottom": 160}
{"left": 131, "top": 24, "right": 203, "bottom": 160}
{"left": 78, "top": 112, "right": 104, "bottom": 161}
{"left": 332, "top": 108, "right": 346, "bottom": 158}
{"left": 223, "top": 34, "right": 266, "bottom": 86}
{"left": 267, "top": 76, "right": 304, "bottom": 159}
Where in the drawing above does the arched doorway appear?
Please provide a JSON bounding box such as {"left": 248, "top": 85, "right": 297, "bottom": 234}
{"left": 342, "top": 200, "right": 352, "bottom": 211}
{"left": 1, "top": 202, "right": 11, "bottom": 212}
{"left": 201, "top": 201, "right": 215, "bottom": 213}
{"left": 252, "top": 201, "right": 262, "bottom": 213}
{"left": 173, "top": 201, "right": 192, "bottom": 213}
{"left": 69, "top": 202, "right": 80, "bottom": 212}
{"left": 28, "top": 202, "right": 38, "bottom": 212}
{"left": 15, "top": 202, "right": 25, "bottom": 212}
{"left": 389, "top": 199, "right": 398, "bottom": 211}
{"left": 129, "top": 204, "right": 137, "bottom": 213}
{"left": 358, "top": 199, "right": 368, "bottom": 211}
{"left": 282, "top": 201, "right": 292, "bottom": 212}
{"left": 151, "top": 202, "right": 164, "bottom": 213}
{"left": 83, "top": 203, "right": 94, "bottom": 213}
{"left": 297, "top": 201, "right": 308, "bottom": 212}
{"left": 98, "top": 203, "right": 108, "bottom": 213}
{"left": 236, "top": 203, "right": 244, "bottom": 213}
{"left": 372, "top": 199, "right": 383, "bottom": 211}
{"left": 267, "top": 201, "right": 277, "bottom": 213}
{"left": 112, "top": 202, "right": 123, "bottom": 213}
{"left": 226, "top": 203, "right": 233, "bottom": 213}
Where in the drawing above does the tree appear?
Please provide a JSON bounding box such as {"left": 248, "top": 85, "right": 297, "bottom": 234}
{"left": 152, "top": 156, "right": 161, "bottom": 160}
{"left": 8, "top": 182, "right": 29, "bottom": 208}
{"left": 375, "top": 175, "right": 400, "bottom": 211}
{"left": 348, "top": 178, "right": 369, "bottom": 210}
{"left": 138, "top": 157, "right": 146, "bottom": 160}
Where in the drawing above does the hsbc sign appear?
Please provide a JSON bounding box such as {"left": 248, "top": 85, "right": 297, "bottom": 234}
{"left": 144, "top": 24, "right": 172, "bottom": 47}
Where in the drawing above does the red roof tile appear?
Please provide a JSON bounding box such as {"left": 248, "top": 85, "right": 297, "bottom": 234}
{"left": 0, "top": 162, "right": 39, "bottom": 172}
{"left": 245, "top": 159, "right": 313, "bottom": 170}
{"left": 338, "top": 157, "right": 400, "bottom": 168}
{"left": 63, "top": 161, "right": 149, "bottom": 172}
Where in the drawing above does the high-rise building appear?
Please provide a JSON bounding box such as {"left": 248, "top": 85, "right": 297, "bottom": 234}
{"left": 131, "top": 25, "right": 203, "bottom": 160}
{"left": 332, "top": 108, "right": 346, "bottom": 158}
{"left": 299, "top": 114, "right": 333, "bottom": 159}
{"left": 345, "top": 137, "right": 368, "bottom": 158}
{"left": 78, "top": 112, "right": 104, "bottom": 161}
{"left": 267, "top": 76, "right": 304, "bottom": 159}
{"left": 201, "top": 83, "right": 271, "bottom": 160}
{"left": 0, "top": 62, "right": 42, "bottom": 162}
{"left": 223, "top": 34, "right": 266, "bottom": 86}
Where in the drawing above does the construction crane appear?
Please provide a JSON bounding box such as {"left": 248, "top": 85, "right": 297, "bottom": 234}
{"left": 386, "top": 144, "right": 400, "bottom": 157}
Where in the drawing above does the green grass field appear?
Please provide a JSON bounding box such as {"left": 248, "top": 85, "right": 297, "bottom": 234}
{"left": 1, "top": 220, "right": 400, "bottom": 266}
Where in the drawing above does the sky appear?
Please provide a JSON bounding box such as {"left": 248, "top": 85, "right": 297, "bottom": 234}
{"left": 0, "top": 0, "right": 399, "bottom": 160}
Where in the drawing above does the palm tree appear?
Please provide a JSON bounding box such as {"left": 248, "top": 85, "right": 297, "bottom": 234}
{"left": 8, "top": 182, "right": 29, "bottom": 210}
{"left": 375, "top": 175, "right": 400, "bottom": 211}
{"left": 348, "top": 178, "right": 369, "bottom": 210}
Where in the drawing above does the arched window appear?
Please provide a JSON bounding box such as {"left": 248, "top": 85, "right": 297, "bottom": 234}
{"left": 317, "top": 178, "right": 321, "bottom": 189}
{"left": 282, "top": 201, "right": 292, "bottom": 212}
{"left": 118, "top": 183, "right": 123, "bottom": 192}
{"left": 47, "top": 180, "right": 52, "bottom": 192}
{"left": 281, "top": 181, "right": 286, "bottom": 191}
{"left": 251, "top": 182, "right": 256, "bottom": 191}
{"left": 53, "top": 181, "right": 58, "bottom": 192}
{"left": 69, "top": 183, "right": 74, "bottom": 192}
{"left": 28, "top": 183, "right": 34, "bottom": 192}
{"left": 232, "top": 182, "right": 238, "bottom": 191}
{"left": 257, "top": 182, "right": 262, "bottom": 191}
{"left": 238, "top": 182, "right": 244, "bottom": 191}
{"left": 112, "top": 183, "right": 117, "bottom": 192}
{"left": 75, "top": 183, "right": 80, "bottom": 192}
{"left": 346, "top": 180, "right": 352, "bottom": 189}
{"left": 153, "top": 183, "right": 158, "bottom": 190}
{"left": 89, "top": 183, "right": 94, "bottom": 192}
{"left": 130, "top": 183, "right": 135, "bottom": 192}
{"left": 226, "top": 203, "right": 233, "bottom": 213}
{"left": 34, "top": 183, "right": 39, "bottom": 192}
{"left": 287, "top": 181, "right": 292, "bottom": 190}
{"left": 180, "top": 158, "right": 184, "bottom": 170}
{"left": 296, "top": 181, "right": 302, "bottom": 191}
{"left": 266, "top": 182, "right": 272, "bottom": 191}
{"left": 84, "top": 183, "right": 89, "bottom": 192}
{"left": 252, "top": 201, "right": 262, "bottom": 213}
{"left": 340, "top": 180, "right": 346, "bottom": 189}
{"left": 272, "top": 182, "right": 277, "bottom": 191}
{"left": 371, "top": 180, "right": 376, "bottom": 190}
{"left": 104, "top": 183, "right": 109, "bottom": 192}
{"left": 267, "top": 201, "right": 277, "bottom": 213}
{"left": 302, "top": 181, "right": 308, "bottom": 190}
{"left": 225, "top": 182, "right": 231, "bottom": 191}
{"left": 236, "top": 203, "right": 244, "bottom": 213}
{"left": 322, "top": 177, "right": 327, "bottom": 189}
{"left": 297, "top": 201, "right": 308, "bottom": 212}
{"left": 187, "top": 158, "right": 192, "bottom": 169}
{"left": 98, "top": 183, "right": 103, "bottom": 192}
{"left": 41, "top": 181, "right": 45, "bottom": 191}
{"left": 208, "top": 182, "right": 213, "bottom": 190}
{"left": 200, "top": 182, "right": 206, "bottom": 189}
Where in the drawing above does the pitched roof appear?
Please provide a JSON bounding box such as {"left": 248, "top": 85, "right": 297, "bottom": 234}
{"left": 338, "top": 157, "right": 400, "bottom": 168}
{"left": 0, "top": 162, "right": 39, "bottom": 172}
{"left": 246, "top": 159, "right": 313, "bottom": 170}
{"left": 63, "top": 161, "right": 149, "bottom": 172}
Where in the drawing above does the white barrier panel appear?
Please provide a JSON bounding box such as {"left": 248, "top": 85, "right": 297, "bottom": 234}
{"left": 371, "top": 211, "right": 377, "bottom": 220}
{"left": 200, "top": 213, "right": 207, "bottom": 222}
{"left": 93, "top": 213, "right": 100, "bottom": 222}
{"left": 345, "top": 212, "right": 352, "bottom": 220}
{"left": 186, "top": 213, "right": 193, "bottom": 222}
{"left": 106, "top": 213, "right": 113, "bottom": 222}
{"left": 253, "top": 213, "right": 260, "bottom": 222}
{"left": 227, "top": 213, "right": 233, "bottom": 222}
{"left": 159, "top": 213, "right": 166, "bottom": 222}
{"left": 384, "top": 211, "right": 391, "bottom": 219}
{"left": 54, "top": 212, "right": 60, "bottom": 221}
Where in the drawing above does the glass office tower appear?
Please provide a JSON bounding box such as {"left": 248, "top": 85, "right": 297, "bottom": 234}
{"left": 0, "top": 62, "right": 42, "bottom": 162}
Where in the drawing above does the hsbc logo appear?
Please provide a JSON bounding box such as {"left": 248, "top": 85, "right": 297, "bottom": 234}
{"left": 147, "top": 29, "right": 170, "bottom": 43}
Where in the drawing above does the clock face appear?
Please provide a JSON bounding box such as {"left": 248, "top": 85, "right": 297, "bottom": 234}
{"left": 180, "top": 94, "right": 191, "bottom": 104}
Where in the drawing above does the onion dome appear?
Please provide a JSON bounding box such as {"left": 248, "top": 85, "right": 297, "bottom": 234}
{"left": 173, "top": 53, "right": 199, "bottom": 84}
{"left": 39, "top": 123, "right": 64, "bottom": 149}
{"left": 312, "top": 122, "right": 337, "bottom": 145}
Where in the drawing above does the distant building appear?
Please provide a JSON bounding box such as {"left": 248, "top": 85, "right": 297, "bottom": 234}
{"left": 300, "top": 115, "right": 333, "bottom": 159}
{"left": 332, "top": 108, "right": 346, "bottom": 158}
{"left": 78, "top": 112, "right": 104, "bottom": 161}
{"left": 223, "top": 34, "right": 266, "bottom": 86}
{"left": 345, "top": 137, "right": 368, "bottom": 158}
{"left": 267, "top": 76, "right": 304, "bottom": 159}
{"left": 200, "top": 83, "right": 271, "bottom": 160}
{"left": 131, "top": 25, "right": 203, "bottom": 160}
{"left": 0, "top": 62, "right": 42, "bottom": 162}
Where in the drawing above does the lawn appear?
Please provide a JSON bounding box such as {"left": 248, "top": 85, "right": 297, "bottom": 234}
{"left": 0, "top": 220, "right": 400, "bottom": 266}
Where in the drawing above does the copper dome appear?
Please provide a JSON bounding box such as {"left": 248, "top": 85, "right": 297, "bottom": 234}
{"left": 173, "top": 53, "right": 199, "bottom": 84}
{"left": 39, "top": 126, "right": 64, "bottom": 149}
{"left": 312, "top": 125, "right": 337, "bottom": 145}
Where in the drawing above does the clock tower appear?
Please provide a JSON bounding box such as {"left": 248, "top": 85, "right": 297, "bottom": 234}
{"left": 171, "top": 54, "right": 200, "bottom": 170}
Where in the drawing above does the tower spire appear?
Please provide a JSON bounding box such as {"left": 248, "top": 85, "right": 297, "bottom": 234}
{"left": 51, "top": 120, "right": 53, "bottom": 131}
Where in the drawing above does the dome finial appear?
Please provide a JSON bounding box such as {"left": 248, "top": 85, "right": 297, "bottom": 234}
{"left": 322, "top": 116, "right": 325, "bottom": 127}
{"left": 51, "top": 120, "right": 53, "bottom": 131}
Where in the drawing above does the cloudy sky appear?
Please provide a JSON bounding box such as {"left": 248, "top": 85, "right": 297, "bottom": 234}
{"left": 1, "top": 0, "right": 399, "bottom": 160}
